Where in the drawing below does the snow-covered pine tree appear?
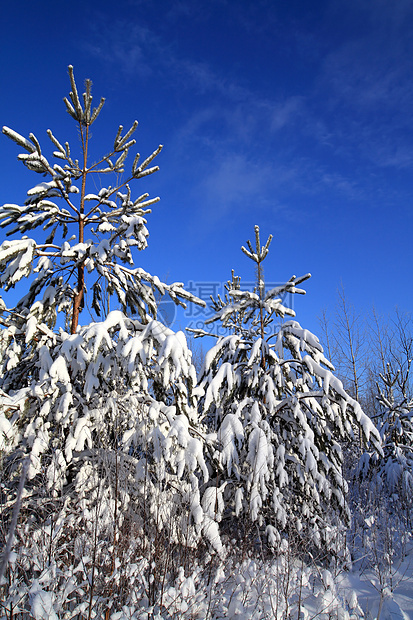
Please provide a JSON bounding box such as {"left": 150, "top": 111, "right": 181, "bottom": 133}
{"left": 0, "top": 67, "right": 219, "bottom": 614}
{"left": 191, "top": 226, "right": 381, "bottom": 551}
{"left": 0, "top": 66, "right": 198, "bottom": 333}
{"left": 358, "top": 363, "right": 413, "bottom": 512}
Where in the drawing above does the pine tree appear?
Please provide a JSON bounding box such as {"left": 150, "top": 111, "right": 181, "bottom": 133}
{"left": 0, "top": 66, "right": 198, "bottom": 333}
{"left": 192, "top": 226, "right": 381, "bottom": 550}
{"left": 0, "top": 67, "right": 219, "bottom": 613}
{"left": 359, "top": 363, "right": 413, "bottom": 509}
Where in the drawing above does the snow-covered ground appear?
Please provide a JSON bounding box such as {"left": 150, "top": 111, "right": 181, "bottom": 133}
{"left": 343, "top": 549, "right": 413, "bottom": 620}
{"left": 290, "top": 546, "right": 413, "bottom": 620}
{"left": 199, "top": 543, "right": 413, "bottom": 620}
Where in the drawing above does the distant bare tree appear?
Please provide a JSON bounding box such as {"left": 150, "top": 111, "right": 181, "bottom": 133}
{"left": 317, "top": 307, "right": 337, "bottom": 366}
{"left": 333, "top": 283, "right": 368, "bottom": 403}
{"left": 390, "top": 309, "right": 413, "bottom": 399}
{"left": 366, "top": 308, "right": 412, "bottom": 416}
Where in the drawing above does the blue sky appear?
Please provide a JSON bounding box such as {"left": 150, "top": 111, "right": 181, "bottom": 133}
{"left": 0, "top": 0, "right": 412, "bottom": 339}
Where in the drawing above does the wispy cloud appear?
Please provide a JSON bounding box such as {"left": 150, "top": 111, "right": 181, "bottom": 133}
{"left": 85, "top": 9, "right": 301, "bottom": 125}
{"left": 198, "top": 152, "right": 277, "bottom": 216}
{"left": 84, "top": 23, "right": 154, "bottom": 78}
{"left": 312, "top": 0, "right": 413, "bottom": 171}
{"left": 84, "top": 0, "right": 413, "bottom": 218}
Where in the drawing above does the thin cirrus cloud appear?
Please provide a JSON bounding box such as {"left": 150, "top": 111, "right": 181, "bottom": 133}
{"left": 83, "top": 17, "right": 314, "bottom": 231}
{"left": 87, "top": 23, "right": 314, "bottom": 209}
{"left": 84, "top": 4, "right": 413, "bottom": 218}
{"left": 84, "top": 21, "right": 160, "bottom": 78}
{"left": 197, "top": 153, "right": 281, "bottom": 218}
{"left": 85, "top": 14, "right": 300, "bottom": 123}
{"left": 312, "top": 14, "right": 413, "bottom": 172}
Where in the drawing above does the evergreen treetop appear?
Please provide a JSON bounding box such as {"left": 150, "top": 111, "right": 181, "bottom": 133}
{"left": 1, "top": 65, "right": 203, "bottom": 334}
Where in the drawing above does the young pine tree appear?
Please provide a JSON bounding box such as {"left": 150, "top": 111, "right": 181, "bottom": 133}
{"left": 0, "top": 67, "right": 220, "bottom": 615}
{"left": 359, "top": 363, "right": 413, "bottom": 512}
{"left": 192, "top": 226, "right": 381, "bottom": 551}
